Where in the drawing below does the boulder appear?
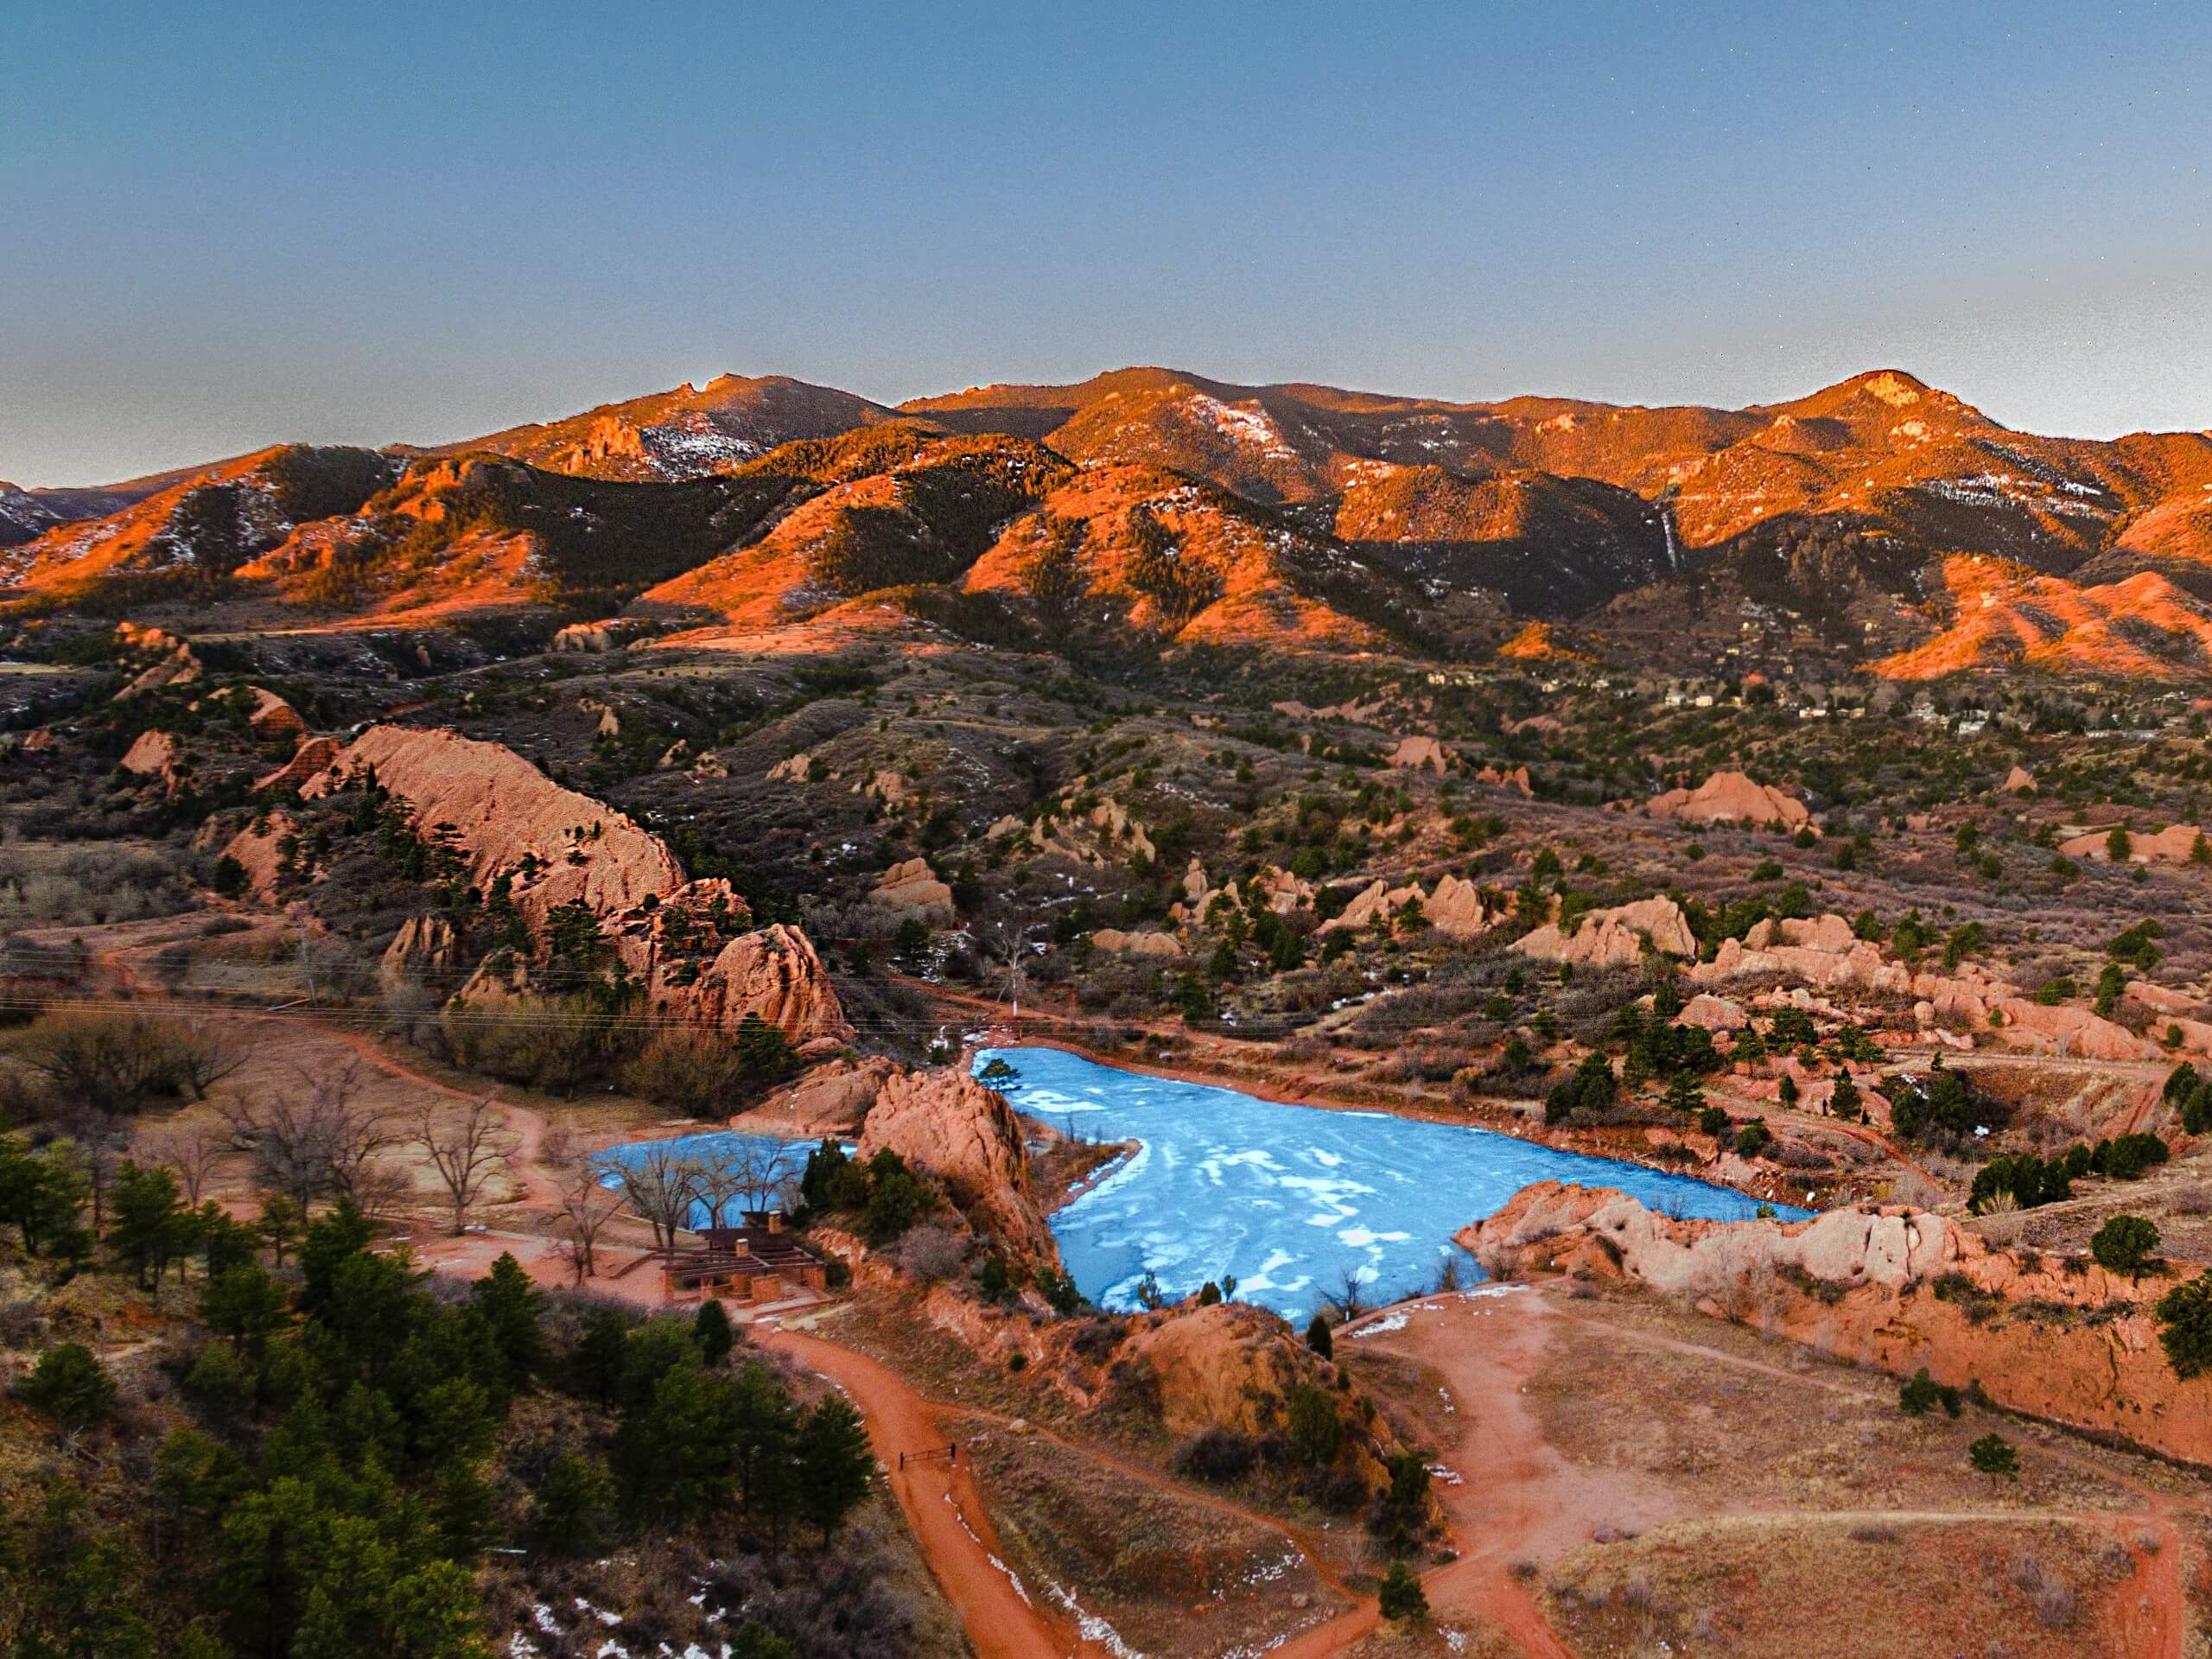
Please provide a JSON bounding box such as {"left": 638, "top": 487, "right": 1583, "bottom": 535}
{"left": 1678, "top": 993, "right": 1748, "bottom": 1032}
{"left": 2001, "top": 766, "right": 2037, "bottom": 794}
{"left": 858, "top": 1066, "right": 1059, "bottom": 1268}
{"left": 1646, "top": 770, "right": 1812, "bottom": 830}
{"left": 1515, "top": 896, "right": 1696, "bottom": 967}
{"left": 871, "top": 857, "right": 956, "bottom": 925}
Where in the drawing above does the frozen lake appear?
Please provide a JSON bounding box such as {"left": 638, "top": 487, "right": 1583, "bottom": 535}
{"left": 982, "top": 1045, "right": 1808, "bottom": 1320}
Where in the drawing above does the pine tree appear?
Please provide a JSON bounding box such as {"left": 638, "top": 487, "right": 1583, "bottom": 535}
{"left": 794, "top": 1395, "right": 874, "bottom": 1541}
{"left": 1305, "top": 1313, "right": 1333, "bottom": 1359}
{"left": 1378, "top": 1559, "right": 1428, "bottom": 1620}
{"left": 694, "top": 1298, "right": 734, "bottom": 1366}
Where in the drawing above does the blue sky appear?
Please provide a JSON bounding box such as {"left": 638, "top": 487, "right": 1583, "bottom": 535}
{"left": 5, "top": 0, "right": 2209, "bottom": 484}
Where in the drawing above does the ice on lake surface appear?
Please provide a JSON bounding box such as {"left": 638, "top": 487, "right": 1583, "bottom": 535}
{"left": 980, "top": 1045, "right": 1808, "bottom": 1321}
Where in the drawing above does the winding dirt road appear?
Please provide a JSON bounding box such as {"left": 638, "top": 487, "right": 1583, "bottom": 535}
{"left": 759, "top": 1324, "right": 1113, "bottom": 1659}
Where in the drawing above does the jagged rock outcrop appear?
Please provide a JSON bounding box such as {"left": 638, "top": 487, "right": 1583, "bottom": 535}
{"left": 1468, "top": 1182, "right": 2212, "bottom": 1467}
{"left": 672, "top": 922, "right": 851, "bottom": 1046}
{"left": 1646, "top": 770, "right": 1812, "bottom": 830}
{"left": 871, "top": 857, "right": 955, "bottom": 925}
{"left": 858, "top": 1066, "right": 1059, "bottom": 1268}
{"left": 1321, "top": 878, "right": 1421, "bottom": 934}
{"left": 552, "top": 621, "right": 615, "bottom": 652}
{"left": 1694, "top": 915, "right": 1908, "bottom": 994}
{"left": 1515, "top": 896, "right": 1695, "bottom": 966}
{"left": 380, "top": 914, "right": 459, "bottom": 993}
{"left": 1474, "top": 763, "right": 1533, "bottom": 797}
{"left": 1467, "top": 1181, "right": 1949, "bottom": 1296}
{"left": 1425, "top": 874, "right": 1494, "bottom": 940}
{"left": 112, "top": 628, "right": 201, "bottom": 700}
{"left": 254, "top": 735, "right": 340, "bottom": 795}
{"left": 302, "top": 724, "right": 686, "bottom": 928}
{"left": 303, "top": 724, "right": 848, "bottom": 1043}
{"left": 1690, "top": 912, "right": 2160, "bottom": 1059}
{"left": 2002, "top": 765, "right": 2037, "bottom": 794}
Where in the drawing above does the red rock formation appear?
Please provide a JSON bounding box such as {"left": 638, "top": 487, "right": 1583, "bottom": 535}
{"left": 1515, "top": 895, "right": 1695, "bottom": 966}
{"left": 254, "top": 735, "right": 340, "bottom": 795}
{"left": 2058, "top": 823, "right": 2205, "bottom": 864}
{"left": 857, "top": 1066, "right": 1059, "bottom": 1268}
{"left": 1646, "top": 770, "right": 1812, "bottom": 830}
{"left": 669, "top": 921, "right": 851, "bottom": 1046}
{"left": 243, "top": 686, "right": 308, "bottom": 741}
{"left": 302, "top": 724, "right": 686, "bottom": 927}
{"left": 119, "top": 729, "right": 183, "bottom": 793}
{"left": 1468, "top": 1181, "right": 2212, "bottom": 1467}
{"left": 870, "top": 856, "right": 955, "bottom": 925}
{"left": 1387, "top": 734, "right": 1447, "bottom": 772}
{"left": 379, "top": 914, "right": 458, "bottom": 992}
{"left": 219, "top": 812, "right": 296, "bottom": 900}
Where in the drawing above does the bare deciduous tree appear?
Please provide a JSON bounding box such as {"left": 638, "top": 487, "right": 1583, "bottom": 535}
{"left": 553, "top": 1160, "right": 623, "bottom": 1283}
{"left": 413, "top": 1092, "right": 518, "bottom": 1235}
{"left": 734, "top": 1140, "right": 801, "bottom": 1218}
{"left": 146, "top": 1123, "right": 229, "bottom": 1205}
{"left": 219, "top": 1058, "right": 399, "bottom": 1214}
{"left": 607, "top": 1141, "right": 701, "bottom": 1251}
{"left": 688, "top": 1143, "right": 747, "bottom": 1231}
{"left": 175, "top": 1020, "right": 247, "bottom": 1102}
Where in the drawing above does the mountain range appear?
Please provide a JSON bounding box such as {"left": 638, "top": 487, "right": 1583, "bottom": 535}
{"left": 10, "top": 365, "right": 2212, "bottom": 679}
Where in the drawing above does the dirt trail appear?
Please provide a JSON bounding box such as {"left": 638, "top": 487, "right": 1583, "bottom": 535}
{"left": 758, "top": 1324, "right": 1110, "bottom": 1659}
{"left": 1363, "top": 1287, "right": 2190, "bottom": 1659}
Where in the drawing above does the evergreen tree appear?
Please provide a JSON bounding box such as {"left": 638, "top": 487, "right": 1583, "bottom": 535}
{"left": 693, "top": 1299, "right": 734, "bottom": 1367}
{"left": 1377, "top": 1560, "right": 1428, "bottom": 1620}
{"left": 1305, "top": 1313, "right": 1333, "bottom": 1359}
{"left": 793, "top": 1395, "right": 874, "bottom": 1541}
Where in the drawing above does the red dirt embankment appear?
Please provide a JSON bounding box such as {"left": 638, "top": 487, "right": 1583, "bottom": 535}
{"left": 1470, "top": 1182, "right": 2212, "bottom": 1469}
